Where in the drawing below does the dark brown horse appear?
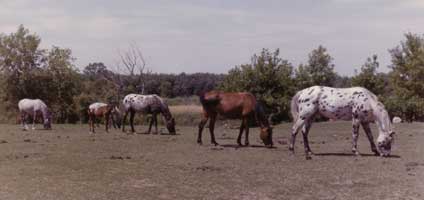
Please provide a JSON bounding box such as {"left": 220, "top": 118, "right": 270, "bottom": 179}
{"left": 198, "top": 91, "right": 273, "bottom": 147}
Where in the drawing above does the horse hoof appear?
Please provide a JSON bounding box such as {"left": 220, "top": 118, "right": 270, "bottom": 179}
{"left": 245, "top": 143, "right": 250, "bottom": 147}
{"left": 197, "top": 141, "right": 203, "bottom": 145}
{"left": 212, "top": 142, "right": 219, "bottom": 146}
{"left": 305, "top": 156, "right": 312, "bottom": 160}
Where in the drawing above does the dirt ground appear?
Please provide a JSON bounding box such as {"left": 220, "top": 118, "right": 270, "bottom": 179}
{"left": 0, "top": 121, "right": 422, "bottom": 200}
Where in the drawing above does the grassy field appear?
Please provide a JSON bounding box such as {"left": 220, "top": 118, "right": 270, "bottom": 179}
{"left": 0, "top": 121, "right": 422, "bottom": 200}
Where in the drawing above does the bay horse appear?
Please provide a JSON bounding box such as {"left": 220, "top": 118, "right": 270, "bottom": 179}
{"left": 290, "top": 86, "right": 395, "bottom": 159}
{"left": 18, "top": 99, "right": 52, "bottom": 130}
{"left": 121, "top": 94, "right": 176, "bottom": 134}
{"left": 88, "top": 102, "right": 121, "bottom": 133}
{"left": 198, "top": 91, "right": 273, "bottom": 147}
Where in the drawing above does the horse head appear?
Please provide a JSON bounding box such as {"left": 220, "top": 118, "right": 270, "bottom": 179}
{"left": 43, "top": 111, "right": 52, "bottom": 130}
{"left": 166, "top": 117, "right": 176, "bottom": 134}
{"left": 260, "top": 126, "right": 273, "bottom": 148}
{"left": 377, "top": 131, "right": 395, "bottom": 157}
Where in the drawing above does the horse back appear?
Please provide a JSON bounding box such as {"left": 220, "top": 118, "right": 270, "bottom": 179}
{"left": 201, "top": 91, "right": 257, "bottom": 118}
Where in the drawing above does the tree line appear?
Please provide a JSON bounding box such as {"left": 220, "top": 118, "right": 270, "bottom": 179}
{"left": 1, "top": 25, "right": 424, "bottom": 124}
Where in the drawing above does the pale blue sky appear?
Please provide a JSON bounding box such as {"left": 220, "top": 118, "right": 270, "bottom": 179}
{"left": 1, "top": 0, "right": 424, "bottom": 75}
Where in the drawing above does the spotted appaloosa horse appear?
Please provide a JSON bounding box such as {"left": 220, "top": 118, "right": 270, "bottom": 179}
{"left": 18, "top": 99, "right": 52, "bottom": 130}
{"left": 198, "top": 91, "right": 273, "bottom": 147}
{"left": 88, "top": 102, "right": 121, "bottom": 134}
{"left": 121, "top": 94, "right": 176, "bottom": 134}
{"left": 290, "top": 86, "right": 395, "bottom": 159}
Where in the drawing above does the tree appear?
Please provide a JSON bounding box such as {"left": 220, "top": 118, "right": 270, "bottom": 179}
{"left": 295, "top": 45, "right": 337, "bottom": 88}
{"left": 220, "top": 48, "right": 295, "bottom": 122}
{"left": 45, "top": 46, "right": 81, "bottom": 123}
{"left": 389, "top": 33, "right": 424, "bottom": 98}
{"left": 0, "top": 25, "right": 46, "bottom": 107}
{"left": 351, "top": 55, "right": 387, "bottom": 96}
{"left": 387, "top": 33, "right": 424, "bottom": 121}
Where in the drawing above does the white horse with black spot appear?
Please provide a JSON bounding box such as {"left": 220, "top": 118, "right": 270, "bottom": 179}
{"left": 121, "top": 94, "right": 176, "bottom": 134}
{"left": 18, "top": 99, "right": 52, "bottom": 130}
{"left": 290, "top": 86, "right": 395, "bottom": 159}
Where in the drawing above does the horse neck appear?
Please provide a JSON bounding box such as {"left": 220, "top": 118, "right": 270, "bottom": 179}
{"left": 40, "top": 107, "right": 49, "bottom": 121}
{"left": 372, "top": 102, "right": 392, "bottom": 135}
{"left": 255, "top": 104, "right": 269, "bottom": 128}
{"left": 160, "top": 104, "right": 173, "bottom": 121}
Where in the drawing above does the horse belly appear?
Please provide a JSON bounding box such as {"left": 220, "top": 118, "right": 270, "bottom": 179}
{"left": 319, "top": 103, "right": 352, "bottom": 121}
{"left": 216, "top": 105, "right": 244, "bottom": 119}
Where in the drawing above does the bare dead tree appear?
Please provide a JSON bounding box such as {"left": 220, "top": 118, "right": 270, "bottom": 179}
{"left": 118, "top": 43, "right": 151, "bottom": 94}
{"left": 100, "top": 43, "right": 151, "bottom": 102}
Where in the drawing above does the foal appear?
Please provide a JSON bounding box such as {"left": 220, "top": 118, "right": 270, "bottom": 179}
{"left": 88, "top": 102, "right": 119, "bottom": 133}
{"left": 198, "top": 91, "right": 273, "bottom": 147}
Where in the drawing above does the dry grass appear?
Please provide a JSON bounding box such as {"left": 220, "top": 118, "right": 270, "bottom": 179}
{"left": 0, "top": 122, "right": 422, "bottom": 199}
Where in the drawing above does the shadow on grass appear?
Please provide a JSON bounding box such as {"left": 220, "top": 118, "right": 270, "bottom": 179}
{"left": 314, "top": 152, "right": 401, "bottom": 158}
{"left": 220, "top": 144, "right": 277, "bottom": 149}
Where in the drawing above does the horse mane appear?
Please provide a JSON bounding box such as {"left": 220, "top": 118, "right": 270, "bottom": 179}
{"left": 255, "top": 102, "right": 269, "bottom": 128}
{"left": 363, "top": 89, "right": 392, "bottom": 133}
{"left": 155, "top": 95, "right": 173, "bottom": 120}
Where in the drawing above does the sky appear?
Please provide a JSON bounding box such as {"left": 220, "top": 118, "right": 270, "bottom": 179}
{"left": 1, "top": 0, "right": 424, "bottom": 76}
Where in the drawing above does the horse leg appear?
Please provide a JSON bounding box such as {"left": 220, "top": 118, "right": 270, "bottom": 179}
{"left": 237, "top": 119, "right": 245, "bottom": 146}
{"left": 21, "top": 112, "right": 28, "bottom": 131}
{"left": 351, "top": 119, "right": 361, "bottom": 155}
{"left": 361, "top": 122, "right": 379, "bottom": 156}
{"left": 244, "top": 117, "right": 250, "bottom": 146}
{"left": 121, "top": 111, "right": 128, "bottom": 132}
{"left": 105, "top": 113, "right": 109, "bottom": 133}
{"left": 88, "top": 114, "right": 94, "bottom": 134}
{"left": 129, "top": 110, "right": 136, "bottom": 133}
{"left": 209, "top": 114, "right": 218, "bottom": 146}
{"left": 147, "top": 115, "right": 154, "bottom": 134}
{"left": 301, "top": 120, "right": 313, "bottom": 159}
{"left": 153, "top": 114, "right": 158, "bottom": 134}
{"left": 289, "top": 118, "right": 306, "bottom": 153}
{"left": 197, "top": 112, "right": 209, "bottom": 145}
{"left": 32, "top": 110, "right": 36, "bottom": 130}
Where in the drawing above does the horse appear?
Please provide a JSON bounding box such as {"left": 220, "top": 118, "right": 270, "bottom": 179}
{"left": 290, "top": 86, "right": 395, "bottom": 159}
{"left": 198, "top": 91, "right": 273, "bottom": 147}
{"left": 88, "top": 102, "right": 121, "bottom": 133}
{"left": 18, "top": 99, "right": 52, "bottom": 130}
{"left": 121, "top": 94, "right": 176, "bottom": 134}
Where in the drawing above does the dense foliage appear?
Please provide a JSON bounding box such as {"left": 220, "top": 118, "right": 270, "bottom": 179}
{"left": 1, "top": 26, "right": 424, "bottom": 123}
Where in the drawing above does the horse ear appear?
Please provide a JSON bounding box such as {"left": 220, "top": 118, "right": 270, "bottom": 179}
{"left": 390, "top": 131, "right": 395, "bottom": 137}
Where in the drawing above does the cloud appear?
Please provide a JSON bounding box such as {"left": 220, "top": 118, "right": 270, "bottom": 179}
{"left": 0, "top": 0, "right": 423, "bottom": 75}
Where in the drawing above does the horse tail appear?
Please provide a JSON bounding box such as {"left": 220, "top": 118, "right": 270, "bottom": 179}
{"left": 199, "top": 91, "right": 220, "bottom": 107}
{"left": 291, "top": 91, "right": 301, "bottom": 122}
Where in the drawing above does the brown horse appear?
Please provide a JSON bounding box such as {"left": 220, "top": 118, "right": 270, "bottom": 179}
{"left": 88, "top": 102, "right": 121, "bottom": 133}
{"left": 198, "top": 91, "right": 273, "bottom": 147}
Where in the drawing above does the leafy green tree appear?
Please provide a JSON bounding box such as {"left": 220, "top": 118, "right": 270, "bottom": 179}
{"left": 351, "top": 55, "right": 387, "bottom": 96}
{"left": 295, "top": 45, "right": 337, "bottom": 89}
{"left": 0, "top": 25, "right": 46, "bottom": 107}
{"left": 388, "top": 33, "right": 424, "bottom": 121}
{"left": 220, "top": 48, "right": 295, "bottom": 122}
{"left": 45, "top": 46, "right": 81, "bottom": 123}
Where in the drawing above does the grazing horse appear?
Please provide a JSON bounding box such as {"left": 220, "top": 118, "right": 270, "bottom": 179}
{"left": 198, "top": 91, "right": 273, "bottom": 147}
{"left": 290, "top": 86, "right": 395, "bottom": 159}
{"left": 121, "top": 94, "right": 176, "bottom": 134}
{"left": 88, "top": 102, "right": 121, "bottom": 133}
{"left": 18, "top": 99, "right": 52, "bottom": 130}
